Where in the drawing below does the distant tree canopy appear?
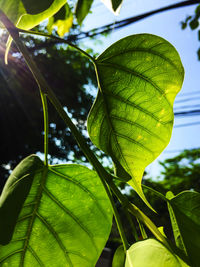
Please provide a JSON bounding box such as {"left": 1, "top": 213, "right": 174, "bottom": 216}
{"left": 0, "top": 32, "right": 97, "bottom": 189}
{"left": 181, "top": 4, "right": 200, "bottom": 60}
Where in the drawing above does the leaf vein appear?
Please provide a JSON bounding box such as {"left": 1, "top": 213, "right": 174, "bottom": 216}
{"left": 43, "top": 186, "right": 99, "bottom": 253}
{"left": 49, "top": 168, "right": 111, "bottom": 224}
{"left": 36, "top": 212, "right": 73, "bottom": 266}
{"left": 98, "top": 62, "right": 171, "bottom": 107}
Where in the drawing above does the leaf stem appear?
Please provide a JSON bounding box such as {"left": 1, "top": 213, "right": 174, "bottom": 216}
{"left": 142, "top": 184, "right": 169, "bottom": 202}
{"left": 18, "top": 28, "right": 95, "bottom": 64}
{"left": 40, "top": 91, "right": 49, "bottom": 166}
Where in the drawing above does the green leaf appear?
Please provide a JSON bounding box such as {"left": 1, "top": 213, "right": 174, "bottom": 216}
{"left": 75, "top": 0, "right": 94, "bottom": 25}
{"left": 125, "top": 239, "right": 189, "bottom": 267}
{"left": 88, "top": 34, "right": 184, "bottom": 208}
{"left": 47, "top": 4, "right": 73, "bottom": 37}
{"left": 0, "top": 0, "right": 66, "bottom": 30}
{"left": 189, "top": 19, "right": 199, "bottom": 30}
{"left": 112, "top": 245, "right": 125, "bottom": 267}
{"left": 167, "top": 191, "right": 200, "bottom": 267}
{"left": 166, "top": 191, "right": 186, "bottom": 253}
{"left": 21, "top": 0, "right": 54, "bottom": 14}
{"left": 0, "top": 158, "right": 113, "bottom": 266}
{"left": 101, "top": 0, "right": 123, "bottom": 14}
{"left": 0, "top": 155, "right": 43, "bottom": 245}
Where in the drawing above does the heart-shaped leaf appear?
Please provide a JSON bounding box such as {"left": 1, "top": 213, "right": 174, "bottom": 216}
{"left": 0, "top": 156, "right": 112, "bottom": 266}
{"left": 0, "top": 0, "right": 66, "bottom": 30}
{"left": 88, "top": 34, "right": 184, "bottom": 208}
{"left": 125, "top": 239, "right": 188, "bottom": 267}
{"left": 167, "top": 191, "right": 200, "bottom": 267}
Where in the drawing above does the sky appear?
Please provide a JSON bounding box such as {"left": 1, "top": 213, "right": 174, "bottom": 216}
{"left": 80, "top": 0, "right": 200, "bottom": 178}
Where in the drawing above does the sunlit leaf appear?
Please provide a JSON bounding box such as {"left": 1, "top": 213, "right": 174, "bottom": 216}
{"left": 47, "top": 4, "right": 73, "bottom": 37}
{"left": 0, "top": 156, "right": 112, "bottom": 266}
{"left": 125, "top": 239, "right": 189, "bottom": 267}
{"left": 75, "top": 0, "right": 94, "bottom": 25}
{"left": 167, "top": 191, "right": 200, "bottom": 267}
{"left": 0, "top": 0, "right": 66, "bottom": 30}
{"left": 88, "top": 34, "right": 184, "bottom": 208}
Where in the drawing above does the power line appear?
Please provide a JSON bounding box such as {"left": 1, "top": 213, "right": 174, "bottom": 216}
{"left": 76, "top": 0, "right": 200, "bottom": 40}
{"left": 175, "top": 109, "right": 200, "bottom": 117}
{"left": 174, "top": 121, "right": 200, "bottom": 128}
{"left": 175, "top": 96, "right": 200, "bottom": 104}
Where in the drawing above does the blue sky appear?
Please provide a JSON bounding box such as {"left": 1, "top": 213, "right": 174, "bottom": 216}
{"left": 81, "top": 0, "right": 200, "bottom": 177}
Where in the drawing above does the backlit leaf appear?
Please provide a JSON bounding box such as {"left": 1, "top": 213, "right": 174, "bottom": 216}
{"left": 0, "top": 157, "right": 112, "bottom": 266}
{"left": 125, "top": 239, "right": 188, "bottom": 267}
{"left": 47, "top": 4, "right": 73, "bottom": 37}
{"left": 88, "top": 34, "right": 184, "bottom": 208}
{"left": 0, "top": 0, "right": 66, "bottom": 30}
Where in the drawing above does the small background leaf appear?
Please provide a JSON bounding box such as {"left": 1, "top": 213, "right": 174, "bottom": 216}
{"left": 0, "top": 161, "right": 112, "bottom": 266}
{"left": 167, "top": 191, "right": 200, "bottom": 267}
{"left": 125, "top": 239, "right": 189, "bottom": 267}
{"left": 75, "top": 0, "right": 94, "bottom": 25}
{"left": 47, "top": 4, "right": 73, "bottom": 37}
{"left": 101, "top": 0, "right": 123, "bottom": 14}
{"left": 88, "top": 34, "right": 184, "bottom": 207}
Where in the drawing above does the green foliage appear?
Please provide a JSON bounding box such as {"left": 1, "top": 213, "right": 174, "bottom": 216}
{"left": 160, "top": 148, "right": 200, "bottom": 193}
{"left": 0, "top": 0, "right": 66, "bottom": 30}
{"left": 112, "top": 245, "right": 125, "bottom": 267}
{"left": 0, "top": 155, "right": 43, "bottom": 245}
{"left": 88, "top": 33, "right": 184, "bottom": 208}
{"left": 0, "top": 156, "right": 112, "bottom": 266}
{"left": 47, "top": 3, "right": 73, "bottom": 37}
{"left": 167, "top": 191, "right": 200, "bottom": 267}
{"left": 181, "top": 4, "right": 200, "bottom": 60}
{"left": 125, "top": 239, "right": 189, "bottom": 267}
{"left": 0, "top": 1, "right": 198, "bottom": 266}
{"left": 75, "top": 0, "right": 94, "bottom": 25}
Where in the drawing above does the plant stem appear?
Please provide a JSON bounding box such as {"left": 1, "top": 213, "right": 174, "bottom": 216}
{"left": 40, "top": 91, "right": 49, "bottom": 166}
{"left": 18, "top": 29, "right": 95, "bottom": 63}
{"left": 142, "top": 184, "right": 168, "bottom": 202}
{"left": 123, "top": 208, "right": 139, "bottom": 242}
{"left": 137, "top": 219, "right": 148, "bottom": 239}
{"left": 0, "top": 10, "right": 130, "bottom": 251}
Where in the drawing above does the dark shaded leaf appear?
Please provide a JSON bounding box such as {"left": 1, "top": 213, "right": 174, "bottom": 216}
{"left": 0, "top": 155, "right": 43, "bottom": 245}
{"left": 167, "top": 191, "right": 200, "bottom": 267}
